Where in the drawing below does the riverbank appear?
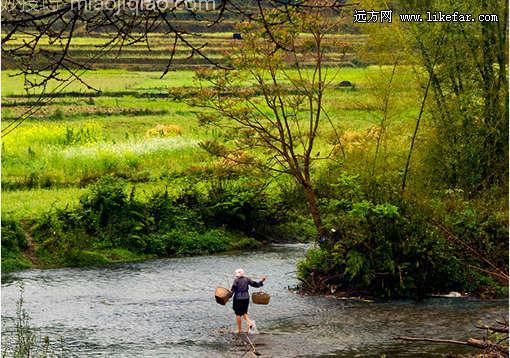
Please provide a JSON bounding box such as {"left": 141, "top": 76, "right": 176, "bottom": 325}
{"left": 1, "top": 175, "right": 295, "bottom": 273}
{"left": 1, "top": 218, "right": 265, "bottom": 273}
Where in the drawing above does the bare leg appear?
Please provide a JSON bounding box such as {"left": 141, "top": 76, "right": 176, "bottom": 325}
{"left": 236, "top": 315, "right": 242, "bottom": 334}
{"left": 242, "top": 313, "right": 252, "bottom": 332}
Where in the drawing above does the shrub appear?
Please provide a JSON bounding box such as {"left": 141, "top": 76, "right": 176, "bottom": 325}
{"left": 159, "top": 229, "right": 231, "bottom": 256}
{"left": 79, "top": 175, "right": 128, "bottom": 231}
{"left": 430, "top": 190, "right": 509, "bottom": 273}
{"left": 1, "top": 220, "right": 32, "bottom": 272}
{"left": 297, "top": 246, "right": 339, "bottom": 277}
{"left": 11, "top": 175, "right": 282, "bottom": 271}
{"left": 147, "top": 189, "right": 202, "bottom": 231}
{"left": 200, "top": 179, "right": 282, "bottom": 239}
{"left": 34, "top": 208, "right": 92, "bottom": 260}
{"left": 1, "top": 220, "right": 28, "bottom": 252}
{"left": 78, "top": 176, "right": 152, "bottom": 248}
{"left": 64, "top": 249, "right": 110, "bottom": 267}
{"left": 140, "top": 229, "right": 260, "bottom": 257}
{"left": 299, "top": 186, "right": 475, "bottom": 298}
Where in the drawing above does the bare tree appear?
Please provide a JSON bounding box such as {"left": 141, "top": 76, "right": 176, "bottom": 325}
{"left": 179, "top": 1, "right": 346, "bottom": 238}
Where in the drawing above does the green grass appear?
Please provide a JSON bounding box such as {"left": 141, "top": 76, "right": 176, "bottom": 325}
{"left": 2, "top": 63, "right": 421, "bottom": 221}
{"left": 1, "top": 180, "right": 194, "bottom": 221}
{"left": 2, "top": 187, "right": 83, "bottom": 221}
{"left": 2, "top": 70, "right": 199, "bottom": 96}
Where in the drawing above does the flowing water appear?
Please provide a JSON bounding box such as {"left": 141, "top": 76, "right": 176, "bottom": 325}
{"left": 1, "top": 244, "right": 507, "bottom": 357}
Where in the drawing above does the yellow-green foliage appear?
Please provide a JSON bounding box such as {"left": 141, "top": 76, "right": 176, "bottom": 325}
{"left": 146, "top": 124, "right": 183, "bottom": 137}
{"left": 2, "top": 121, "right": 102, "bottom": 147}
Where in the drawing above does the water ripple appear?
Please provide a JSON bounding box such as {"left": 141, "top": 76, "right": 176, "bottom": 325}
{"left": 2, "top": 245, "right": 507, "bottom": 357}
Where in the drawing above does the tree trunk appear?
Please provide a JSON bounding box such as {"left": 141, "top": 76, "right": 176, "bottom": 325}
{"left": 303, "top": 184, "right": 325, "bottom": 239}
{"left": 401, "top": 71, "right": 432, "bottom": 193}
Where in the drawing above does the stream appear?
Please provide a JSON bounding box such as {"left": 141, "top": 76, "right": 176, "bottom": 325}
{"left": 1, "top": 244, "right": 507, "bottom": 357}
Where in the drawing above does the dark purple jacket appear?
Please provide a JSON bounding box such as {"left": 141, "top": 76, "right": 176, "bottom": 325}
{"left": 231, "top": 277, "right": 263, "bottom": 300}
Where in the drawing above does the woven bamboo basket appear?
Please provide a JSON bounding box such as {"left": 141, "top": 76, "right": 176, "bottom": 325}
{"left": 214, "top": 287, "right": 232, "bottom": 305}
{"left": 251, "top": 291, "right": 271, "bottom": 305}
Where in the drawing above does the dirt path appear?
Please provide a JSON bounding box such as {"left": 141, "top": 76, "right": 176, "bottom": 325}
{"left": 20, "top": 220, "right": 39, "bottom": 265}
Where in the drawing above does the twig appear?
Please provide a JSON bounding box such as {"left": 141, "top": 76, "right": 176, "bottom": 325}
{"left": 476, "top": 324, "right": 509, "bottom": 334}
{"left": 244, "top": 334, "right": 261, "bottom": 356}
{"left": 395, "top": 336, "right": 508, "bottom": 354}
{"left": 395, "top": 336, "right": 470, "bottom": 346}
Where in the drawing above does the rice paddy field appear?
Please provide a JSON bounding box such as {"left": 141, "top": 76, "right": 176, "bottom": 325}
{"left": 2, "top": 33, "right": 422, "bottom": 222}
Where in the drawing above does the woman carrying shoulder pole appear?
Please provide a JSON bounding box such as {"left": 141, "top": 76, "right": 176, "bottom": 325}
{"left": 231, "top": 268, "right": 266, "bottom": 334}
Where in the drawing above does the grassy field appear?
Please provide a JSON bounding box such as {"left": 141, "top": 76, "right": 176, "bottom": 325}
{"left": 2, "top": 68, "right": 420, "bottom": 217}
{"left": 2, "top": 32, "right": 422, "bottom": 223}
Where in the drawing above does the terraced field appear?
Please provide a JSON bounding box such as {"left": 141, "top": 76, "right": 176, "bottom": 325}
{"left": 2, "top": 32, "right": 365, "bottom": 71}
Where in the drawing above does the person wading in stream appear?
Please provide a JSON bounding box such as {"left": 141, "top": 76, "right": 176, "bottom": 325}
{"left": 231, "top": 269, "right": 266, "bottom": 334}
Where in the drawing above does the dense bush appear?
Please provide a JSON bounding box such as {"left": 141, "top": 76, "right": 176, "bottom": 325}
{"left": 1, "top": 220, "right": 32, "bottom": 272}
{"left": 78, "top": 176, "right": 151, "bottom": 247}
{"left": 428, "top": 189, "right": 509, "bottom": 272}
{"left": 79, "top": 175, "right": 129, "bottom": 231}
{"left": 2, "top": 220, "right": 28, "bottom": 252}
{"left": 199, "top": 180, "right": 283, "bottom": 239}
{"left": 12, "top": 169, "right": 507, "bottom": 300}
{"left": 298, "top": 200, "right": 468, "bottom": 298}
{"left": 28, "top": 175, "right": 278, "bottom": 268}
{"left": 143, "top": 229, "right": 260, "bottom": 256}
{"left": 297, "top": 172, "right": 507, "bottom": 299}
